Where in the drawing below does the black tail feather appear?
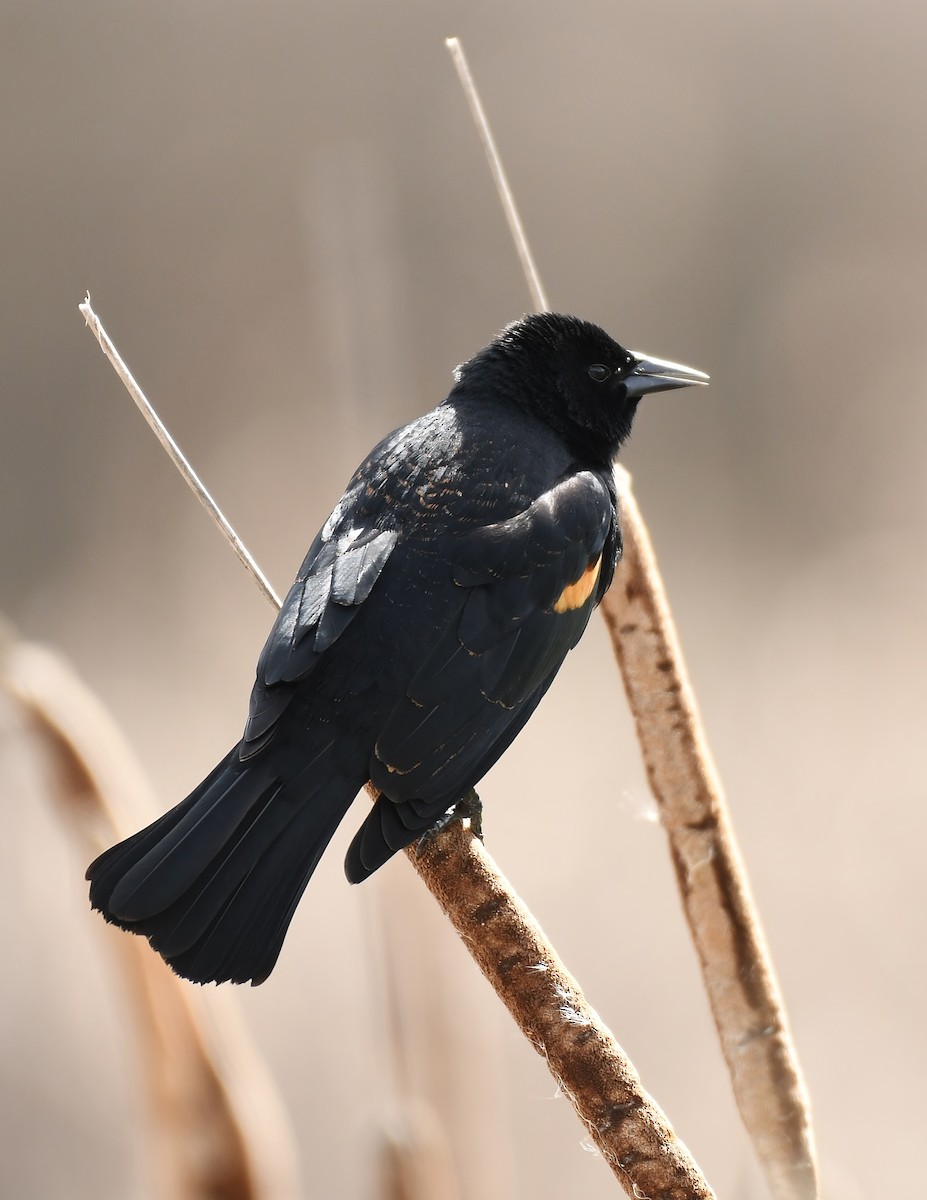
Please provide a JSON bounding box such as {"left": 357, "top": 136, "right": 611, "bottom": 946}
{"left": 148, "top": 777, "right": 289, "bottom": 960}
{"left": 344, "top": 792, "right": 448, "bottom": 883}
{"left": 86, "top": 744, "right": 362, "bottom": 985}
{"left": 182, "top": 799, "right": 347, "bottom": 985}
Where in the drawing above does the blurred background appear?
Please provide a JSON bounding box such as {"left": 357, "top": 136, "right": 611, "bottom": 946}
{"left": 2, "top": 1, "right": 925, "bottom": 1197}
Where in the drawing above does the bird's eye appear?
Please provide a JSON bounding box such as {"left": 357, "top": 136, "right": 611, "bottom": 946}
{"left": 588, "top": 364, "right": 611, "bottom": 383}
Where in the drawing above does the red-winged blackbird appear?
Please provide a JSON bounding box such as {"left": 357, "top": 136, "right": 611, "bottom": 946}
{"left": 87, "top": 313, "right": 708, "bottom": 985}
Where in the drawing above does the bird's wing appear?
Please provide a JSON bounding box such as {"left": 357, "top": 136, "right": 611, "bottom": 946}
{"left": 368, "top": 468, "right": 616, "bottom": 806}
{"left": 241, "top": 484, "right": 399, "bottom": 757}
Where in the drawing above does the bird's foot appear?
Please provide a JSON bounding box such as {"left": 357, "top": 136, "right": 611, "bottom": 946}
{"left": 416, "top": 788, "right": 483, "bottom": 856}
{"left": 456, "top": 788, "right": 483, "bottom": 841}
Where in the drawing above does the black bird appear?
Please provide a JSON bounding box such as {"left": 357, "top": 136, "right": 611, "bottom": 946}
{"left": 87, "top": 313, "right": 708, "bottom": 985}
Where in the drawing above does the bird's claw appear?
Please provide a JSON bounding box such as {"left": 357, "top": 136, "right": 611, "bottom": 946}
{"left": 416, "top": 788, "right": 483, "bottom": 856}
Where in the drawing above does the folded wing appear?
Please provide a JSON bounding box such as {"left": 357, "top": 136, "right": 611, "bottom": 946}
{"left": 242, "top": 517, "right": 399, "bottom": 757}
{"left": 348, "top": 469, "right": 617, "bottom": 879}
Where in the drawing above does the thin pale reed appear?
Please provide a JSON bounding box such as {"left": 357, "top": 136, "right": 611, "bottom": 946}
{"left": 79, "top": 295, "right": 281, "bottom": 610}
{"left": 445, "top": 38, "right": 549, "bottom": 314}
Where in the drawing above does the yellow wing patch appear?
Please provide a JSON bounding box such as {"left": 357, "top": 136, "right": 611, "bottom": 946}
{"left": 553, "top": 554, "right": 602, "bottom": 613}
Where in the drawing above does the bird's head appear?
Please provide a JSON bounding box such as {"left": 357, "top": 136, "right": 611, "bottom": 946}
{"left": 456, "top": 312, "right": 709, "bottom": 462}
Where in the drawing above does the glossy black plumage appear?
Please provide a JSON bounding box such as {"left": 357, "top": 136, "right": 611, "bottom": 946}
{"left": 87, "top": 312, "right": 707, "bottom": 985}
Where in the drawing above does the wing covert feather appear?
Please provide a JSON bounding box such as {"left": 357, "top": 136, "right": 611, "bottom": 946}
{"left": 371, "top": 470, "right": 617, "bottom": 803}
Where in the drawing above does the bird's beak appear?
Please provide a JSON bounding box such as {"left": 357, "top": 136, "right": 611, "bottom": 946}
{"left": 625, "top": 352, "right": 710, "bottom": 398}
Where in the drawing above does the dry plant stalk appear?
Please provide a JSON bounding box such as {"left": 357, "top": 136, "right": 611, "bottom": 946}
{"left": 445, "top": 37, "right": 548, "bottom": 312}
{"left": 446, "top": 35, "right": 819, "bottom": 1200}
{"left": 2, "top": 634, "right": 300, "bottom": 1200}
{"left": 599, "top": 482, "right": 818, "bottom": 1200}
{"left": 79, "top": 297, "right": 718, "bottom": 1199}
{"left": 410, "top": 819, "right": 714, "bottom": 1200}
{"left": 78, "top": 295, "right": 281, "bottom": 610}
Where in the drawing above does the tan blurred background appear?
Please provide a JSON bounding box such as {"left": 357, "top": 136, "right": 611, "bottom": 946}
{"left": 2, "top": 1, "right": 925, "bottom": 1197}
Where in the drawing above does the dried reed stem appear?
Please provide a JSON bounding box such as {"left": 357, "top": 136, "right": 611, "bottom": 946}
{"left": 79, "top": 296, "right": 281, "bottom": 609}
{"left": 411, "top": 820, "right": 714, "bottom": 1199}
{"left": 445, "top": 37, "right": 549, "bottom": 313}
{"left": 599, "top": 483, "right": 818, "bottom": 1200}
{"left": 444, "top": 34, "right": 819, "bottom": 1200}
{"left": 3, "top": 634, "right": 300, "bottom": 1200}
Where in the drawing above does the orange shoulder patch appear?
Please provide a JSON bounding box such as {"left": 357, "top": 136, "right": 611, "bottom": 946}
{"left": 553, "top": 554, "right": 602, "bottom": 613}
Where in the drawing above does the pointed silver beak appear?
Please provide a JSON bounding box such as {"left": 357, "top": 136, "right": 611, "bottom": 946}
{"left": 625, "top": 351, "right": 710, "bottom": 398}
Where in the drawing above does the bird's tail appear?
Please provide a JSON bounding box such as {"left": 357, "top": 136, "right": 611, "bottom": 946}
{"left": 87, "top": 744, "right": 362, "bottom": 985}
